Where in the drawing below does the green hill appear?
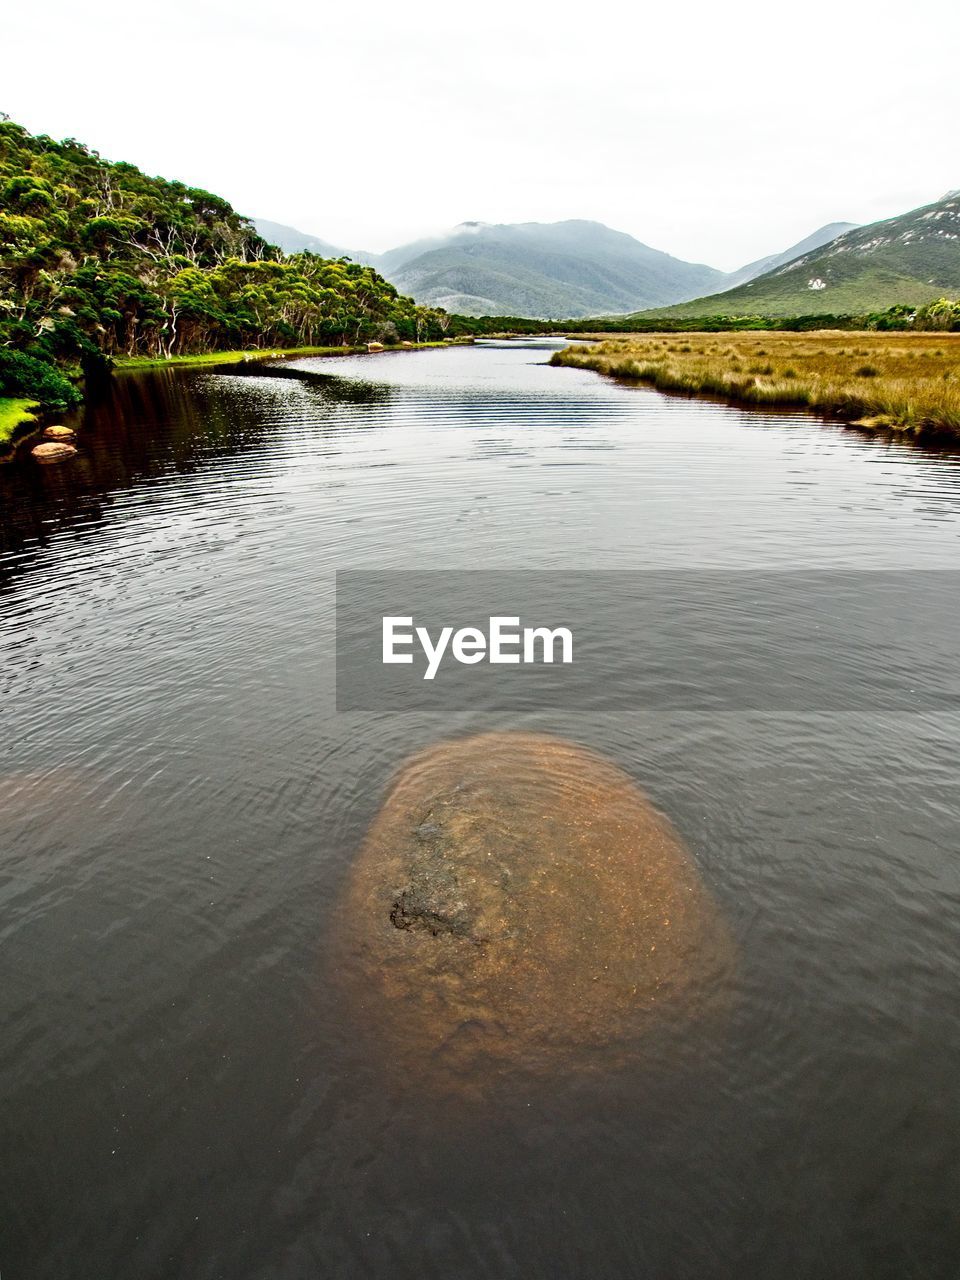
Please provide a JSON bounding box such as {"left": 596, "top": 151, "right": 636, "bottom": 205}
{"left": 719, "top": 222, "right": 858, "bottom": 291}
{"left": 0, "top": 118, "right": 447, "bottom": 414}
{"left": 644, "top": 195, "right": 960, "bottom": 318}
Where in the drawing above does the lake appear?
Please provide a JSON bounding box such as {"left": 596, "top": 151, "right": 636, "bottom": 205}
{"left": 2, "top": 339, "right": 959, "bottom": 1278}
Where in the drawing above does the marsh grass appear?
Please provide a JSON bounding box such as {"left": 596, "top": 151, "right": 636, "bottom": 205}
{"left": 550, "top": 331, "right": 960, "bottom": 437}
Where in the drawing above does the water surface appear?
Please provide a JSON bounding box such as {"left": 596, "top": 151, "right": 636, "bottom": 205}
{"left": 2, "top": 340, "right": 959, "bottom": 1278}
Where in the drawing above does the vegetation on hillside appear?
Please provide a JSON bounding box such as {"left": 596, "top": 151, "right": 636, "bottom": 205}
{"left": 551, "top": 330, "right": 960, "bottom": 438}
{"left": 0, "top": 117, "right": 448, "bottom": 419}
{"left": 643, "top": 193, "right": 960, "bottom": 320}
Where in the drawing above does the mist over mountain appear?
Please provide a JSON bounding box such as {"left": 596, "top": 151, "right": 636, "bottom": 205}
{"left": 378, "top": 220, "right": 727, "bottom": 317}
{"left": 256, "top": 217, "right": 729, "bottom": 316}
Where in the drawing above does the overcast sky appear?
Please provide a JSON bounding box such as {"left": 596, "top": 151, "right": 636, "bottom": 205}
{"left": 6, "top": 0, "right": 958, "bottom": 270}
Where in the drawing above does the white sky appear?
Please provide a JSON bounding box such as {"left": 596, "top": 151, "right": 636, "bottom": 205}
{"left": 6, "top": 0, "right": 958, "bottom": 270}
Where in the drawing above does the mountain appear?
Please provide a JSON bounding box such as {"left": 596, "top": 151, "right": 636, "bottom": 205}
{"left": 373, "top": 220, "right": 728, "bottom": 317}
{"left": 253, "top": 218, "right": 379, "bottom": 266}
{"left": 721, "top": 222, "right": 858, "bottom": 291}
{"left": 643, "top": 194, "right": 960, "bottom": 318}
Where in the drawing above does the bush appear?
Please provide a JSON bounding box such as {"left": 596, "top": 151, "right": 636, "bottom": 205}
{"left": 0, "top": 348, "right": 82, "bottom": 410}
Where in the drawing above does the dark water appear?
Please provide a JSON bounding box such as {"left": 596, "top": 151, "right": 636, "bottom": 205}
{"left": 2, "top": 340, "right": 959, "bottom": 1279}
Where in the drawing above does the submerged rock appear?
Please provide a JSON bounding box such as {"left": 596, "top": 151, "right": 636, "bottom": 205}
{"left": 32, "top": 441, "right": 77, "bottom": 463}
{"left": 43, "top": 425, "right": 76, "bottom": 441}
{"left": 336, "top": 732, "right": 733, "bottom": 1080}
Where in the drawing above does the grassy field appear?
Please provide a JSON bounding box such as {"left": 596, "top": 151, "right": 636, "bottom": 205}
{"left": 641, "top": 266, "right": 948, "bottom": 321}
{"left": 551, "top": 332, "right": 960, "bottom": 438}
{"left": 0, "top": 398, "right": 40, "bottom": 447}
{"left": 113, "top": 340, "right": 454, "bottom": 372}
{"left": 114, "top": 344, "right": 366, "bottom": 371}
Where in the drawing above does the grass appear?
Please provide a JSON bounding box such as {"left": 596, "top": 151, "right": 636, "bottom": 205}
{"left": 643, "top": 267, "right": 948, "bottom": 321}
{"left": 113, "top": 340, "right": 454, "bottom": 371}
{"left": 551, "top": 331, "right": 960, "bottom": 439}
{"left": 0, "top": 397, "right": 40, "bottom": 446}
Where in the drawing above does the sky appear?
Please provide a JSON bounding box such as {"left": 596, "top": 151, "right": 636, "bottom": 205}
{"left": 5, "top": 0, "right": 959, "bottom": 271}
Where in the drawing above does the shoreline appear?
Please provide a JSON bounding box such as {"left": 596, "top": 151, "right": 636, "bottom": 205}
{"left": 111, "top": 339, "right": 459, "bottom": 373}
{"left": 1, "top": 339, "right": 469, "bottom": 461}
{"left": 551, "top": 332, "right": 960, "bottom": 444}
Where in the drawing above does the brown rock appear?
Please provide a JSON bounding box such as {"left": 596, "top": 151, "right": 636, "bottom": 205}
{"left": 32, "top": 442, "right": 77, "bottom": 463}
{"left": 336, "top": 732, "right": 733, "bottom": 1082}
{"left": 367, "top": 341, "right": 385, "bottom": 352}
{"left": 43, "top": 425, "right": 76, "bottom": 441}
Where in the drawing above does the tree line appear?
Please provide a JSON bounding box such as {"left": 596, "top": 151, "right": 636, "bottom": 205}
{"left": 0, "top": 117, "right": 450, "bottom": 410}
{"left": 449, "top": 300, "right": 960, "bottom": 337}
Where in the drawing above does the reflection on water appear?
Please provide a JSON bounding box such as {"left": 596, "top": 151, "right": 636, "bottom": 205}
{"left": 0, "top": 365, "right": 390, "bottom": 566}
{"left": 1, "top": 340, "right": 960, "bottom": 1278}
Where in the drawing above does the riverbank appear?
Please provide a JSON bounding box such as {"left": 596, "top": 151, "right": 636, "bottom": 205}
{"left": 551, "top": 332, "right": 960, "bottom": 439}
{"left": 113, "top": 339, "right": 458, "bottom": 373}
{"left": 0, "top": 398, "right": 41, "bottom": 449}
{"left": 1, "top": 340, "right": 470, "bottom": 460}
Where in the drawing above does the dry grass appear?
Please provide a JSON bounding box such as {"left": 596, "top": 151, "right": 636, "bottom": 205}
{"left": 551, "top": 331, "right": 960, "bottom": 438}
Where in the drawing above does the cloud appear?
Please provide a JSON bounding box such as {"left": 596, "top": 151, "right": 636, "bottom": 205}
{"left": 5, "top": 0, "right": 957, "bottom": 268}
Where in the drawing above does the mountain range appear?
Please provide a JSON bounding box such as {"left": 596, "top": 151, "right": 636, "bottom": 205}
{"left": 255, "top": 217, "right": 728, "bottom": 316}
{"left": 256, "top": 191, "right": 959, "bottom": 320}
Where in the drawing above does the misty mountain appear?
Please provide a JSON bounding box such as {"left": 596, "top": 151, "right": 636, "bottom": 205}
{"left": 378, "top": 220, "right": 729, "bottom": 317}
{"left": 256, "top": 216, "right": 728, "bottom": 317}
{"left": 253, "top": 218, "right": 380, "bottom": 266}
{"left": 257, "top": 195, "right": 960, "bottom": 322}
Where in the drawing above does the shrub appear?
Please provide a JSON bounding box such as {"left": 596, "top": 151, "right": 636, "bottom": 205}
{"left": 0, "top": 349, "right": 82, "bottom": 410}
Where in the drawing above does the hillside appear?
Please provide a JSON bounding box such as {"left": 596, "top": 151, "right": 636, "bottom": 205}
{"left": 720, "top": 222, "right": 857, "bottom": 291}
{"left": 377, "top": 220, "right": 727, "bottom": 317}
{"left": 644, "top": 195, "right": 960, "bottom": 318}
{"left": 0, "top": 119, "right": 447, "bottom": 413}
